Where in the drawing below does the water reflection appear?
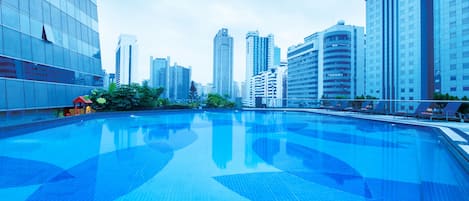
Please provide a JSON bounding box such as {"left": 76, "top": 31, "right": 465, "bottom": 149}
{"left": 206, "top": 112, "right": 233, "bottom": 169}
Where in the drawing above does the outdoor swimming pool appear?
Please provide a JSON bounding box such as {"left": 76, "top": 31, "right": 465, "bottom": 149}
{"left": 0, "top": 110, "right": 468, "bottom": 201}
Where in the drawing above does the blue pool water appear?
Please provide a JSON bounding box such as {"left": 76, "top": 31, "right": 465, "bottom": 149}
{"left": 0, "top": 111, "right": 468, "bottom": 201}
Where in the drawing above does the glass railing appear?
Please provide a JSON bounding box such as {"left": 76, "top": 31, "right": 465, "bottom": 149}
{"left": 247, "top": 98, "right": 469, "bottom": 122}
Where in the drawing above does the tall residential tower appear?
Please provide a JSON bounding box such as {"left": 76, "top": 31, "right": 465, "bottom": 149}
{"left": 244, "top": 31, "right": 275, "bottom": 106}
{"left": 213, "top": 28, "right": 234, "bottom": 97}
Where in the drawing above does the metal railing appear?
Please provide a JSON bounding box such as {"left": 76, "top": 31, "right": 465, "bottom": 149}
{"left": 248, "top": 97, "right": 469, "bottom": 122}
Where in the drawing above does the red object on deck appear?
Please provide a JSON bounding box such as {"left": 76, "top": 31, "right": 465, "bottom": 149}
{"left": 73, "top": 96, "right": 93, "bottom": 104}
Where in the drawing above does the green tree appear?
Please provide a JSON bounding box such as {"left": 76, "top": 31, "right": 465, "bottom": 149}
{"left": 206, "top": 93, "right": 235, "bottom": 108}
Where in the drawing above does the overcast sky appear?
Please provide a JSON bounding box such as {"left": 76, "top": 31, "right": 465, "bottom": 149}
{"left": 97, "top": 0, "right": 365, "bottom": 84}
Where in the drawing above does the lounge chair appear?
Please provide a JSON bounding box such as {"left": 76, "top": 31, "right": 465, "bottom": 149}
{"left": 394, "top": 102, "right": 432, "bottom": 118}
{"left": 332, "top": 101, "right": 350, "bottom": 111}
{"left": 355, "top": 101, "right": 372, "bottom": 112}
{"left": 420, "top": 102, "right": 462, "bottom": 121}
{"left": 320, "top": 101, "right": 337, "bottom": 110}
{"left": 364, "top": 101, "right": 387, "bottom": 114}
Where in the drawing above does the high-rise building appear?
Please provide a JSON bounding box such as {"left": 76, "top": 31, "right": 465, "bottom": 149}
{"left": 274, "top": 46, "right": 281, "bottom": 67}
{"left": 213, "top": 28, "right": 233, "bottom": 98}
{"left": 322, "top": 21, "right": 365, "bottom": 99}
{"left": 115, "top": 34, "right": 138, "bottom": 85}
{"left": 434, "top": 0, "right": 469, "bottom": 97}
{"left": 287, "top": 21, "right": 365, "bottom": 107}
{"left": 366, "top": 0, "right": 434, "bottom": 111}
{"left": 150, "top": 56, "right": 170, "bottom": 98}
{"left": 168, "top": 64, "right": 191, "bottom": 100}
{"left": 0, "top": 0, "right": 103, "bottom": 113}
{"left": 287, "top": 33, "right": 322, "bottom": 107}
{"left": 244, "top": 31, "right": 275, "bottom": 106}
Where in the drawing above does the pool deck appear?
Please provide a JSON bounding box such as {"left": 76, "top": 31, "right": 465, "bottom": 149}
{"left": 244, "top": 108, "right": 469, "bottom": 166}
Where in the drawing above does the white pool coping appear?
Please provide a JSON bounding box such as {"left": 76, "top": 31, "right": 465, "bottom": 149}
{"left": 244, "top": 108, "right": 469, "bottom": 157}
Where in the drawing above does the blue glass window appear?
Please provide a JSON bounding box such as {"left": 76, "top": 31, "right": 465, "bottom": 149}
{"left": 31, "top": 37, "right": 45, "bottom": 63}
{"left": 51, "top": 6, "right": 61, "bottom": 30}
{"left": 44, "top": 43, "right": 54, "bottom": 65}
{"left": 20, "top": 13, "right": 30, "bottom": 35}
{"left": 29, "top": 18, "right": 42, "bottom": 39}
{"left": 30, "top": 0, "right": 43, "bottom": 21}
{"left": 2, "top": 4, "right": 20, "bottom": 30}
{"left": 53, "top": 45, "right": 64, "bottom": 66}
{"left": 60, "top": 12, "right": 68, "bottom": 33}
{"left": 6, "top": 79, "right": 25, "bottom": 109}
{"left": 3, "top": 27, "right": 21, "bottom": 58}
{"left": 42, "top": 1, "right": 51, "bottom": 25}
{"left": 0, "top": 26, "right": 3, "bottom": 55}
{"left": 3, "top": 0, "right": 19, "bottom": 9}
{"left": 23, "top": 81, "right": 36, "bottom": 108}
{"left": 0, "top": 79, "right": 6, "bottom": 109}
{"left": 21, "top": 33, "right": 32, "bottom": 60}
{"left": 19, "top": 0, "right": 29, "bottom": 13}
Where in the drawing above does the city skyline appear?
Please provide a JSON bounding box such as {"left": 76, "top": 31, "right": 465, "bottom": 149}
{"left": 97, "top": 0, "right": 366, "bottom": 84}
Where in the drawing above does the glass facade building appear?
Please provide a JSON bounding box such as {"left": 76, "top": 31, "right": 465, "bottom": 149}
{"left": 0, "top": 0, "right": 103, "bottom": 113}
{"left": 150, "top": 56, "right": 170, "bottom": 98}
{"left": 366, "top": 0, "right": 434, "bottom": 112}
{"left": 169, "top": 64, "right": 191, "bottom": 101}
{"left": 434, "top": 0, "right": 469, "bottom": 97}
{"left": 213, "top": 28, "right": 233, "bottom": 98}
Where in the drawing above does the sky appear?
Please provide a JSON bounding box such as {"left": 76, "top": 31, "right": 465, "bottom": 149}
{"left": 97, "top": 0, "right": 365, "bottom": 85}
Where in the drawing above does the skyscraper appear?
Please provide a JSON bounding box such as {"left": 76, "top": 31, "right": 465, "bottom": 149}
{"left": 434, "top": 0, "right": 469, "bottom": 97}
{"left": 366, "top": 0, "right": 434, "bottom": 111}
{"left": 244, "top": 31, "right": 275, "bottom": 106}
{"left": 213, "top": 28, "right": 233, "bottom": 97}
{"left": 168, "top": 64, "right": 191, "bottom": 100}
{"left": 150, "top": 56, "right": 170, "bottom": 98}
{"left": 115, "top": 34, "right": 138, "bottom": 85}
{"left": 0, "top": 0, "right": 103, "bottom": 113}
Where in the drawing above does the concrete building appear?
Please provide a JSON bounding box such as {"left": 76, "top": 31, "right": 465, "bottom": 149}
{"left": 366, "top": 0, "right": 434, "bottom": 112}
{"left": 250, "top": 66, "right": 288, "bottom": 107}
{"left": 0, "top": 0, "right": 103, "bottom": 117}
{"left": 287, "top": 21, "right": 365, "bottom": 107}
{"left": 150, "top": 56, "right": 170, "bottom": 98}
{"left": 322, "top": 21, "right": 365, "bottom": 99}
{"left": 287, "top": 33, "right": 322, "bottom": 107}
{"left": 115, "top": 34, "right": 138, "bottom": 85}
{"left": 213, "top": 28, "right": 234, "bottom": 98}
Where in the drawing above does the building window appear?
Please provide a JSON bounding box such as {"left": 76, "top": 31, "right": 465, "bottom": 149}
{"left": 450, "top": 53, "right": 457, "bottom": 59}
{"left": 450, "top": 75, "right": 457, "bottom": 81}
{"left": 464, "top": 63, "right": 469, "bottom": 69}
{"left": 450, "top": 64, "right": 457, "bottom": 70}
{"left": 451, "top": 87, "right": 457, "bottom": 91}
{"left": 409, "top": 88, "right": 414, "bottom": 92}
{"left": 464, "top": 86, "right": 469, "bottom": 91}
{"left": 464, "top": 75, "right": 469, "bottom": 80}
{"left": 450, "top": 32, "right": 457, "bottom": 38}
{"left": 464, "top": 51, "right": 469, "bottom": 57}
{"left": 401, "top": 88, "right": 405, "bottom": 93}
